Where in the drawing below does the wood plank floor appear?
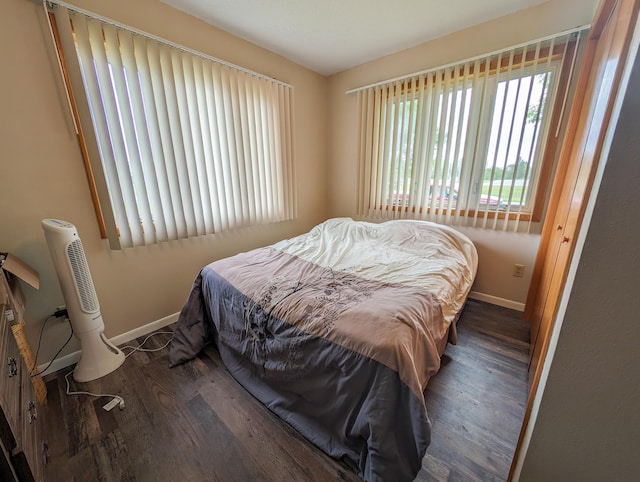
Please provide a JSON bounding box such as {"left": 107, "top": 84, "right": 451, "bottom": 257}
{"left": 43, "top": 299, "right": 529, "bottom": 481}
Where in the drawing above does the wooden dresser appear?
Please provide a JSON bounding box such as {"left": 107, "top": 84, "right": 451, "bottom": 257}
{"left": 0, "top": 304, "right": 48, "bottom": 482}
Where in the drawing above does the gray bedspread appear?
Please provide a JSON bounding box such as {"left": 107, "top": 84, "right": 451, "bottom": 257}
{"left": 168, "top": 244, "right": 455, "bottom": 482}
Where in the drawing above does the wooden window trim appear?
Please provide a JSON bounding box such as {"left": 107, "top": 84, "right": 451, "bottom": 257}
{"left": 381, "top": 204, "right": 534, "bottom": 222}
{"left": 49, "top": 11, "right": 108, "bottom": 239}
{"left": 530, "top": 39, "right": 578, "bottom": 222}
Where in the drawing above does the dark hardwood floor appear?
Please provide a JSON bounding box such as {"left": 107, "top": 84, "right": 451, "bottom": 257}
{"left": 419, "top": 300, "right": 529, "bottom": 481}
{"left": 43, "top": 299, "right": 529, "bottom": 481}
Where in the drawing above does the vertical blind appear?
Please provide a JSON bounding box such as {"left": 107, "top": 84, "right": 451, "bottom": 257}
{"left": 355, "top": 30, "right": 582, "bottom": 232}
{"left": 52, "top": 5, "right": 295, "bottom": 249}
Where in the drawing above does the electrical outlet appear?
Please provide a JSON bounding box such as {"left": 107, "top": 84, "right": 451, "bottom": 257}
{"left": 513, "top": 264, "right": 525, "bottom": 278}
{"left": 54, "top": 305, "right": 68, "bottom": 320}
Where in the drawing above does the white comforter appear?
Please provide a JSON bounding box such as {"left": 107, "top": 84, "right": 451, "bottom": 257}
{"left": 273, "top": 217, "right": 478, "bottom": 324}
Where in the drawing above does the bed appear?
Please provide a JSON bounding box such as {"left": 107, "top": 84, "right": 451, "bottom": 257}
{"left": 168, "top": 217, "right": 478, "bottom": 481}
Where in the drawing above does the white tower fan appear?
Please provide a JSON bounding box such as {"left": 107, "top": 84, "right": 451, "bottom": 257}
{"left": 42, "top": 219, "right": 124, "bottom": 382}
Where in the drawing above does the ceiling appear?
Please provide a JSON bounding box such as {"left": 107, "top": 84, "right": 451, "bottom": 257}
{"left": 161, "top": 0, "right": 549, "bottom": 76}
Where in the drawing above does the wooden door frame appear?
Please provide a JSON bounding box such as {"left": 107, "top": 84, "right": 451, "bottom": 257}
{"left": 509, "top": 0, "right": 639, "bottom": 479}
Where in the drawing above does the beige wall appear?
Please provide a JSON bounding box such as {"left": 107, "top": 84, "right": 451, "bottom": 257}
{"left": 327, "top": 0, "right": 599, "bottom": 306}
{"left": 0, "top": 0, "right": 328, "bottom": 362}
{"left": 1, "top": 0, "right": 602, "bottom": 364}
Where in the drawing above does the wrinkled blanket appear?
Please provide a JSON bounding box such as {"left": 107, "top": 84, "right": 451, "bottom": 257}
{"left": 169, "top": 218, "right": 477, "bottom": 481}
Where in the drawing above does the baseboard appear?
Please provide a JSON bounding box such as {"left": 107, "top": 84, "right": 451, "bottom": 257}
{"left": 109, "top": 312, "right": 179, "bottom": 346}
{"left": 468, "top": 291, "right": 525, "bottom": 312}
{"left": 37, "top": 312, "right": 179, "bottom": 377}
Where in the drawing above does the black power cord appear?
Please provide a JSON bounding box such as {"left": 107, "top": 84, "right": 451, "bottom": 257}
{"left": 30, "top": 309, "right": 72, "bottom": 378}
{"left": 30, "top": 315, "right": 54, "bottom": 375}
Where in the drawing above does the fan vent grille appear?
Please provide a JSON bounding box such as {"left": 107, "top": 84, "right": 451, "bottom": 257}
{"left": 67, "top": 239, "right": 99, "bottom": 313}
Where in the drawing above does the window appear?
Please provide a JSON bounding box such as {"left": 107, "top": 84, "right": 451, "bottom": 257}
{"left": 50, "top": 6, "right": 295, "bottom": 249}
{"left": 355, "top": 32, "right": 582, "bottom": 231}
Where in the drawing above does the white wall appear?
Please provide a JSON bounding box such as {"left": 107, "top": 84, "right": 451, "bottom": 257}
{"left": 518, "top": 22, "right": 640, "bottom": 480}
{"left": 327, "top": 0, "right": 599, "bottom": 307}
{"left": 0, "top": 0, "right": 328, "bottom": 363}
